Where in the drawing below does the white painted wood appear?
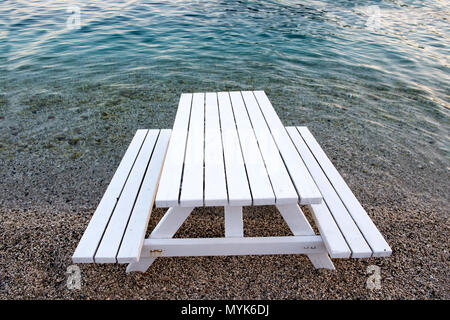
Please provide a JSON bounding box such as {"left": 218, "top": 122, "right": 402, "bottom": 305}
{"left": 217, "top": 92, "right": 252, "bottom": 206}
{"left": 125, "top": 206, "right": 195, "bottom": 271}
{"left": 276, "top": 203, "right": 335, "bottom": 269}
{"left": 117, "top": 130, "right": 172, "bottom": 264}
{"left": 95, "top": 130, "right": 160, "bottom": 263}
{"left": 240, "top": 91, "right": 298, "bottom": 205}
{"left": 126, "top": 259, "right": 155, "bottom": 273}
{"left": 229, "top": 91, "right": 275, "bottom": 205}
{"left": 140, "top": 236, "right": 327, "bottom": 257}
{"left": 307, "top": 253, "right": 336, "bottom": 269}
{"left": 155, "top": 94, "right": 192, "bottom": 208}
{"left": 75, "top": 91, "right": 391, "bottom": 273}
{"left": 297, "top": 126, "right": 392, "bottom": 257}
{"left": 286, "top": 127, "right": 372, "bottom": 258}
{"left": 204, "top": 92, "right": 228, "bottom": 206}
{"left": 224, "top": 206, "right": 244, "bottom": 237}
{"left": 253, "top": 91, "right": 322, "bottom": 204}
{"left": 72, "top": 129, "right": 148, "bottom": 263}
{"left": 180, "top": 93, "right": 205, "bottom": 207}
{"left": 276, "top": 203, "right": 315, "bottom": 235}
{"left": 150, "top": 206, "right": 195, "bottom": 239}
{"left": 308, "top": 204, "right": 351, "bottom": 259}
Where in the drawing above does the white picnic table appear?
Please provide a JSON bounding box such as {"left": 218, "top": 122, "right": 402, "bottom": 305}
{"left": 73, "top": 91, "right": 391, "bottom": 273}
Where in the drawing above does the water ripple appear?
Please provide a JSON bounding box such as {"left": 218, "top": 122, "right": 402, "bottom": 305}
{"left": 1, "top": 0, "right": 449, "bottom": 161}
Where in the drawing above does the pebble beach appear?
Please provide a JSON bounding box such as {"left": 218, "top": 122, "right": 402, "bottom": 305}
{"left": 0, "top": 85, "right": 448, "bottom": 299}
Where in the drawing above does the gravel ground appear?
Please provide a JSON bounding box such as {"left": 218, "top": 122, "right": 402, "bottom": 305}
{"left": 0, "top": 142, "right": 448, "bottom": 299}
{"left": 0, "top": 200, "right": 448, "bottom": 299}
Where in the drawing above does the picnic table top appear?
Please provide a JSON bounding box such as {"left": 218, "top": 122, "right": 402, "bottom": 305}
{"left": 155, "top": 91, "right": 322, "bottom": 208}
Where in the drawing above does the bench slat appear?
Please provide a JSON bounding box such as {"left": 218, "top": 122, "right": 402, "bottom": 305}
{"left": 117, "top": 129, "right": 171, "bottom": 263}
{"left": 180, "top": 93, "right": 205, "bottom": 206}
{"left": 72, "top": 130, "right": 148, "bottom": 263}
{"left": 229, "top": 92, "right": 275, "bottom": 205}
{"left": 155, "top": 94, "right": 192, "bottom": 207}
{"left": 241, "top": 91, "right": 298, "bottom": 204}
{"left": 308, "top": 203, "right": 351, "bottom": 258}
{"left": 253, "top": 91, "right": 322, "bottom": 204}
{"left": 95, "top": 130, "right": 160, "bottom": 263}
{"left": 204, "top": 92, "right": 228, "bottom": 206}
{"left": 218, "top": 92, "right": 252, "bottom": 206}
{"left": 297, "top": 126, "right": 392, "bottom": 257}
{"left": 286, "top": 127, "right": 372, "bottom": 257}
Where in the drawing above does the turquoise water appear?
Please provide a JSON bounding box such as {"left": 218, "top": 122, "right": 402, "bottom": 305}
{"left": 1, "top": 1, "right": 449, "bottom": 176}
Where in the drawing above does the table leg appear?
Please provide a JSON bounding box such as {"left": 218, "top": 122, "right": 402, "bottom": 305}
{"left": 126, "top": 206, "right": 195, "bottom": 273}
{"left": 276, "top": 203, "right": 335, "bottom": 270}
{"left": 224, "top": 206, "right": 244, "bottom": 237}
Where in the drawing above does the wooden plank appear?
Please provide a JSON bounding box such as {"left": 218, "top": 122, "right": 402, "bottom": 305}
{"left": 282, "top": 127, "right": 350, "bottom": 258}
{"left": 253, "top": 91, "right": 322, "bottom": 204}
{"left": 95, "top": 130, "right": 160, "bottom": 263}
{"left": 308, "top": 204, "right": 351, "bottom": 258}
{"left": 229, "top": 91, "right": 276, "bottom": 205}
{"left": 117, "top": 129, "right": 172, "bottom": 263}
{"left": 217, "top": 92, "right": 252, "bottom": 206}
{"left": 286, "top": 127, "right": 372, "bottom": 258}
{"left": 141, "top": 236, "right": 326, "bottom": 257}
{"left": 204, "top": 92, "right": 228, "bottom": 206}
{"left": 297, "top": 126, "right": 392, "bottom": 257}
{"left": 240, "top": 91, "right": 298, "bottom": 204}
{"left": 155, "top": 94, "right": 192, "bottom": 207}
{"left": 72, "top": 129, "right": 148, "bottom": 263}
{"left": 180, "top": 93, "right": 205, "bottom": 206}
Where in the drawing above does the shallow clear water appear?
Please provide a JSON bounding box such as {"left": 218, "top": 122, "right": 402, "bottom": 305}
{"left": 1, "top": 1, "right": 449, "bottom": 174}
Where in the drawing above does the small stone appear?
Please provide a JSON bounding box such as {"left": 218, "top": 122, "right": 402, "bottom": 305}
{"left": 101, "top": 111, "right": 109, "bottom": 119}
{"left": 68, "top": 137, "right": 80, "bottom": 146}
{"left": 70, "top": 152, "right": 82, "bottom": 159}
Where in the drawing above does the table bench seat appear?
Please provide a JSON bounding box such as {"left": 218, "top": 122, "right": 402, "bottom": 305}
{"left": 72, "top": 129, "right": 171, "bottom": 264}
{"left": 286, "top": 126, "right": 392, "bottom": 258}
